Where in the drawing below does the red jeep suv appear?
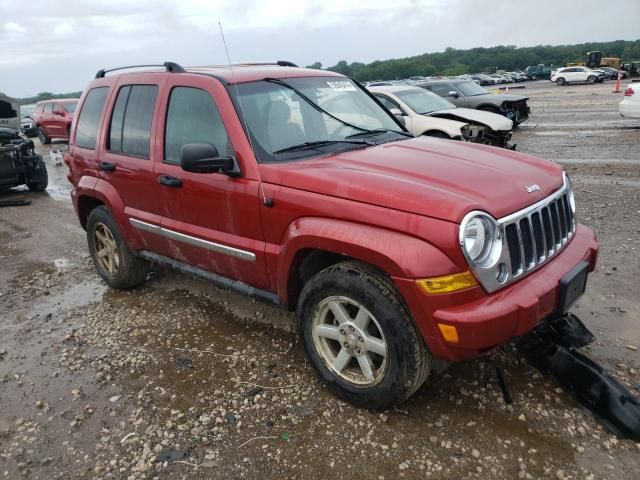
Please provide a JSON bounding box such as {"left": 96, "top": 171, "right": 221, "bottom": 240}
{"left": 66, "top": 61, "right": 598, "bottom": 408}
{"left": 33, "top": 99, "right": 78, "bottom": 144}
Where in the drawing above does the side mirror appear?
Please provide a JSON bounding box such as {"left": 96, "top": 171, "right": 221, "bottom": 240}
{"left": 448, "top": 91, "right": 460, "bottom": 98}
{"left": 389, "top": 108, "right": 404, "bottom": 116}
{"left": 180, "top": 143, "right": 237, "bottom": 176}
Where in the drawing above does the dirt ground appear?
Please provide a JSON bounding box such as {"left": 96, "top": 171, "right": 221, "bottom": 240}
{"left": 1, "top": 79, "right": 639, "bottom": 480}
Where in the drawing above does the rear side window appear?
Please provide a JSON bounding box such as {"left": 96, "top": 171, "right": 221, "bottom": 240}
{"left": 76, "top": 87, "right": 109, "bottom": 150}
{"left": 44, "top": 103, "right": 53, "bottom": 113}
{"left": 109, "top": 85, "right": 158, "bottom": 159}
{"left": 164, "top": 87, "right": 230, "bottom": 165}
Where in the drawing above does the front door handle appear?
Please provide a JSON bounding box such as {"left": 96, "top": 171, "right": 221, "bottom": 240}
{"left": 99, "top": 162, "right": 116, "bottom": 172}
{"left": 158, "top": 175, "right": 183, "bottom": 188}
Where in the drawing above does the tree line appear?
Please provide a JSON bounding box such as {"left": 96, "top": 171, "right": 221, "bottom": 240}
{"left": 307, "top": 40, "right": 640, "bottom": 81}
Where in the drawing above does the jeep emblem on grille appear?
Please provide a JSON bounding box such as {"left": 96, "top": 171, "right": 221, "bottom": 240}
{"left": 525, "top": 184, "right": 540, "bottom": 193}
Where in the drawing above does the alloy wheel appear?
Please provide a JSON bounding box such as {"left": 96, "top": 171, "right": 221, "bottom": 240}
{"left": 311, "top": 296, "right": 388, "bottom": 386}
{"left": 93, "top": 222, "right": 120, "bottom": 274}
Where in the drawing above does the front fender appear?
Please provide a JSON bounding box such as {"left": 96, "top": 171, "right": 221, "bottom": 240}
{"left": 275, "top": 217, "right": 459, "bottom": 303}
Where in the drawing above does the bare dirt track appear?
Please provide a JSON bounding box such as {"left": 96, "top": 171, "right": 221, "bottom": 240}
{"left": 1, "top": 79, "right": 639, "bottom": 479}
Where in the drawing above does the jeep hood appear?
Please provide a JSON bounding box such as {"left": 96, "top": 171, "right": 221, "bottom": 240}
{"left": 428, "top": 107, "right": 513, "bottom": 131}
{"left": 260, "top": 137, "right": 563, "bottom": 223}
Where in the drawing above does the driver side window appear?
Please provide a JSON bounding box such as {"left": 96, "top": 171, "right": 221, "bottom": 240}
{"left": 374, "top": 95, "right": 402, "bottom": 112}
{"left": 164, "top": 87, "right": 231, "bottom": 165}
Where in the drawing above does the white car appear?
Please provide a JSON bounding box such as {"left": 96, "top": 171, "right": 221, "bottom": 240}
{"left": 619, "top": 85, "right": 640, "bottom": 119}
{"left": 368, "top": 85, "right": 514, "bottom": 148}
{"left": 551, "top": 67, "right": 601, "bottom": 85}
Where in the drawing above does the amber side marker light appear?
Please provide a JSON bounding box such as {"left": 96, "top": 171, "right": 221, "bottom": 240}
{"left": 415, "top": 271, "right": 478, "bottom": 294}
{"left": 438, "top": 324, "right": 459, "bottom": 344}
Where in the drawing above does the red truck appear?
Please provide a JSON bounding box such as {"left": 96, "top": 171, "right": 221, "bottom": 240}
{"left": 65, "top": 61, "right": 598, "bottom": 408}
{"left": 33, "top": 98, "right": 79, "bottom": 144}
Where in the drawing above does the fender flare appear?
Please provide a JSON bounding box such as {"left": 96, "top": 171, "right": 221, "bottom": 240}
{"left": 275, "top": 217, "right": 459, "bottom": 303}
{"left": 76, "top": 178, "right": 144, "bottom": 251}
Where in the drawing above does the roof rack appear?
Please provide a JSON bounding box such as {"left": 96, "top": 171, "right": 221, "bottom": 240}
{"left": 237, "top": 61, "right": 299, "bottom": 67}
{"left": 94, "top": 61, "right": 185, "bottom": 79}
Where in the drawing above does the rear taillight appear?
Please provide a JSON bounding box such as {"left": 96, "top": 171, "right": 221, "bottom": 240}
{"left": 624, "top": 87, "right": 634, "bottom": 96}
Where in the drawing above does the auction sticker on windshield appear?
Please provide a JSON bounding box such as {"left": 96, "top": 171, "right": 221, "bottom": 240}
{"left": 326, "top": 81, "right": 357, "bottom": 92}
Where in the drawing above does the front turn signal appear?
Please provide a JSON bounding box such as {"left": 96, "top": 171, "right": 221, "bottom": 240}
{"left": 416, "top": 271, "right": 478, "bottom": 294}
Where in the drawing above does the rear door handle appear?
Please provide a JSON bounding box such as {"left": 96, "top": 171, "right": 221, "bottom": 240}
{"left": 158, "top": 175, "right": 182, "bottom": 188}
{"left": 99, "top": 162, "right": 116, "bottom": 172}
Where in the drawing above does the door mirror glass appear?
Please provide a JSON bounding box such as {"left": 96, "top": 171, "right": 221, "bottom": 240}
{"left": 389, "top": 108, "right": 404, "bottom": 116}
{"left": 180, "top": 143, "right": 235, "bottom": 174}
{"left": 448, "top": 91, "right": 459, "bottom": 98}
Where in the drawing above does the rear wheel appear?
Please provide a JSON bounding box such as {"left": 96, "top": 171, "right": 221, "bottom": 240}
{"left": 87, "top": 206, "right": 149, "bottom": 290}
{"left": 37, "top": 127, "right": 50, "bottom": 145}
{"left": 297, "top": 261, "right": 431, "bottom": 408}
{"left": 556, "top": 77, "right": 566, "bottom": 86}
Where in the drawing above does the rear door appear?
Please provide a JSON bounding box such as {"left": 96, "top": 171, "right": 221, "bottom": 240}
{"left": 97, "top": 75, "right": 169, "bottom": 253}
{"left": 153, "top": 75, "right": 270, "bottom": 290}
{"left": 51, "top": 103, "right": 66, "bottom": 137}
{"left": 42, "top": 102, "right": 54, "bottom": 135}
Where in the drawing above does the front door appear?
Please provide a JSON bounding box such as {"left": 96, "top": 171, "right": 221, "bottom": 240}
{"left": 153, "top": 77, "right": 270, "bottom": 290}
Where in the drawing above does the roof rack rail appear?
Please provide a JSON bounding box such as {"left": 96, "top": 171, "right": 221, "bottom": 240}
{"left": 239, "top": 61, "right": 299, "bottom": 68}
{"left": 94, "top": 61, "right": 185, "bottom": 79}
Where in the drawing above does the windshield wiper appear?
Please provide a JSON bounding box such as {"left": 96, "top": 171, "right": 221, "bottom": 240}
{"left": 346, "top": 128, "right": 412, "bottom": 139}
{"left": 272, "top": 139, "right": 372, "bottom": 155}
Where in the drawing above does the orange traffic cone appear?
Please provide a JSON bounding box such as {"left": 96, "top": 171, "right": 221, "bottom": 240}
{"left": 613, "top": 70, "right": 622, "bottom": 93}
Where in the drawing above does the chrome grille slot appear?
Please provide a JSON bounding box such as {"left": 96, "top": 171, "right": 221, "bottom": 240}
{"left": 519, "top": 218, "right": 535, "bottom": 269}
{"left": 505, "top": 224, "right": 522, "bottom": 275}
{"left": 530, "top": 212, "right": 545, "bottom": 261}
{"left": 541, "top": 207, "right": 553, "bottom": 254}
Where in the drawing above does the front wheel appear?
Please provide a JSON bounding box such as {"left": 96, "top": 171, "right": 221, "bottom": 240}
{"left": 297, "top": 261, "right": 431, "bottom": 409}
{"left": 424, "top": 131, "right": 450, "bottom": 139}
{"left": 587, "top": 75, "right": 596, "bottom": 84}
{"left": 531, "top": 74, "right": 538, "bottom": 81}
{"left": 556, "top": 77, "right": 566, "bottom": 86}
{"left": 26, "top": 161, "right": 48, "bottom": 192}
{"left": 87, "top": 206, "right": 149, "bottom": 290}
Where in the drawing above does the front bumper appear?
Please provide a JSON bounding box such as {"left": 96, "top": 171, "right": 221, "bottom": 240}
{"left": 393, "top": 224, "right": 598, "bottom": 361}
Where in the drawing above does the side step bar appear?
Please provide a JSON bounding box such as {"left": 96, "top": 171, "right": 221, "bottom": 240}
{"left": 139, "top": 250, "right": 282, "bottom": 306}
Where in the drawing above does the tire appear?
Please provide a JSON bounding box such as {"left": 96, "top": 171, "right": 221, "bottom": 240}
{"left": 26, "top": 161, "right": 48, "bottom": 192}
{"left": 297, "top": 261, "right": 431, "bottom": 409}
{"left": 424, "top": 131, "right": 450, "bottom": 139}
{"left": 87, "top": 206, "right": 149, "bottom": 290}
{"left": 37, "top": 127, "right": 50, "bottom": 145}
{"left": 479, "top": 105, "right": 501, "bottom": 115}
{"left": 531, "top": 74, "right": 538, "bottom": 81}
{"left": 556, "top": 77, "right": 566, "bottom": 86}
{"left": 587, "top": 76, "right": 596, "bottom": 84}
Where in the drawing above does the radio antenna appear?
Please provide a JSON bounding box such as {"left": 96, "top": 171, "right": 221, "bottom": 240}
{"left": 218, "top": 22, "right": 269, "bottom": 204}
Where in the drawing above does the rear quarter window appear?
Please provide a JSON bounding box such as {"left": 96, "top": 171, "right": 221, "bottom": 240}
{"left": 44, "top": 103, "right": 54, "bottom": 113}
{"left": 75, "top": 87, "right": 109, "bottom": 150}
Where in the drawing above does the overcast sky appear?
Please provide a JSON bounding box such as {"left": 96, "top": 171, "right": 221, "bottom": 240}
{"left": 1, "top": 0, "right": 638, "bottom": 97}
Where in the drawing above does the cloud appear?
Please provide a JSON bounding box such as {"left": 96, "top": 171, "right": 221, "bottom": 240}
{"left": 1, "top": 0, "right": 638, "bottom": 96}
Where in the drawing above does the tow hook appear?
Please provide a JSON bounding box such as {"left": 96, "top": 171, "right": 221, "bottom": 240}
{"left": 518, "top": 313, "right": 640, "bottom": 442}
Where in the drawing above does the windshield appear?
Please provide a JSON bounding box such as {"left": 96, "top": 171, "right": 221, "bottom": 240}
{"left": 394, "top": 89, "right": 455, "bottom": 114}
{"left": 63, "top": 102, "right": 78, "bottom": 113}
{"left": 456, "top": 81, "right": 489, "bottom": 96}
{"left": 236, "top": 77, "right": 405, "bottom": 162}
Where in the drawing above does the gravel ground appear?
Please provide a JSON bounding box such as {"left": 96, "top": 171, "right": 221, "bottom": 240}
{"left": 1, "top": 79, "right": 639, "bottom": 479}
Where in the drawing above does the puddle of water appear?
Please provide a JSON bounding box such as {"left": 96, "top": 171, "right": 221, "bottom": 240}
{"left": 35, "top": 279, "right": 107, "bottom": 316}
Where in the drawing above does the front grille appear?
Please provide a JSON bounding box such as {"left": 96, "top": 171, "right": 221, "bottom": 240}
{"left": 503, "top": 191, "right": 575, "bottom": 277}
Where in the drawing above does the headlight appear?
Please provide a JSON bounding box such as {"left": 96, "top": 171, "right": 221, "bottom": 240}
{"left": 460, "top": 212, "right": 502, "bottom": 267}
